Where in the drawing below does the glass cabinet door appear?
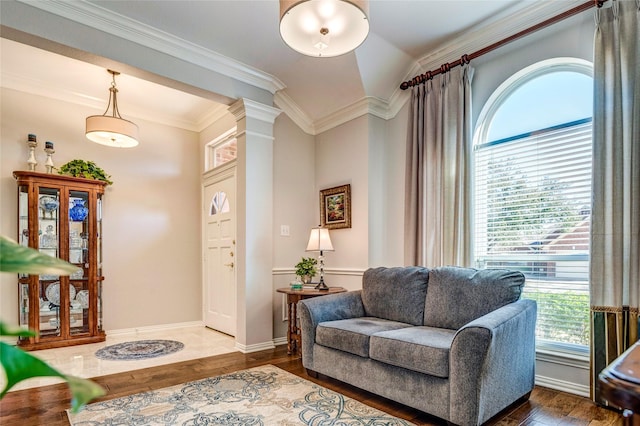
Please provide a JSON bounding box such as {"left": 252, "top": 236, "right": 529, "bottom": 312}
{"left": 18, "top": 184, "right": 30, "bottom": 328}
{"left": 97, "top": 194, "right": 103, "bottom": 331}
{"left": 38, "top": 186, "right": 61, "bottom": 338}
{"left": 69, "top": 190, "right": 90, "bottom": 336}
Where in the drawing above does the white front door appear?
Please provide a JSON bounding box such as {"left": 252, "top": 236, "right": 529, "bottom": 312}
{"left": 203, "top": 171, "right": 236, "bottom": 336}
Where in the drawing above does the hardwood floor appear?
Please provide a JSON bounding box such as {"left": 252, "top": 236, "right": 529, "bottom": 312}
{"left": 0, "top": 345, "right": 623, "bottom": 425}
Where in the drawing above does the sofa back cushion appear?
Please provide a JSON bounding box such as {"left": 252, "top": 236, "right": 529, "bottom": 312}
{"left": 361, "top": 267, "right": 430, "bottom": 326}
{"left": 423, "top": 266, "right": 525, "bottom": 329}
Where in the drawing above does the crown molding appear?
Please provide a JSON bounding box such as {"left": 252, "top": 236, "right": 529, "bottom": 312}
{"left": 274, "top": 91, "right": 316, "bottom": 135}
{"left": 18, "top": 0, "right": 286, "bottom": 95}
{"left": 14, "top": 0, "right": 590, "bottom": 136}
{"left": 416, "top": 0, "right": 586, "bottom": 73}
{"left": 383, "top": 0, "right": 587, "bottom": 124}
{"left": 195, "top": 104, "right": 232, "bottom": 132}
{"left": 274, "top": 91, "right": 391, "bottom": 136}
{"left": 229, "top": 98, "right": 282, "bottom": 124}
{"left": 314, "top": 96, "right": 390, "bottom": 135}
{"left": 1, "top": 69, "right": 233, "bottom": 132}
{"left": 0, "top": 69, "right": 216, "bottom": 132}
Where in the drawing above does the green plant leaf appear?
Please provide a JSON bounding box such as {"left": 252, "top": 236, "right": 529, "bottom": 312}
{"left": 65, "top": 375, "right": 107, "bottom": 413}
{"left": 0, "top": 322, "right": 36, "bottom": 338}
{"left": 0, "top": 236, "right": 80, "bottom": 275}
{"left": 0, "top": 341, "right": 64, "bottom": 397}
{"left": 0, "top": 236, "right": 104, "bottom": 411}
{"left": 0, "top": 341, "right": 105, "bottom": 410}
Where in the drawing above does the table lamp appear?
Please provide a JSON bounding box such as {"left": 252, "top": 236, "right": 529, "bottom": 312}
{"left": 306, "top": 226, "right": 334, "bottom": 290}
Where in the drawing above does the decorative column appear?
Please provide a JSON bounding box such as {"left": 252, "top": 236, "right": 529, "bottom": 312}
{"left": 229, "top": 98, "right": 281, "bottom": 353}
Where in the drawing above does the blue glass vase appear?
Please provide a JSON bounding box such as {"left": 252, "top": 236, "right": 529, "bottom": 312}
{"left": 69, "top": 199, "right": 88, "bottom": 222}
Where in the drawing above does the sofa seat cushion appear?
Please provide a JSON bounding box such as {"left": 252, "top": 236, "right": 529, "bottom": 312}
{"left": 370, "top": 326, "right": 456, "bottom": 378}
{"left": 316, "top": 317, "right": 413, "bottom": 358}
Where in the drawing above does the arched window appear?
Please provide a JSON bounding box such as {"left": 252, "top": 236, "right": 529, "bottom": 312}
{"left": 473, "top": 58, "right": 593, "bottom": 352}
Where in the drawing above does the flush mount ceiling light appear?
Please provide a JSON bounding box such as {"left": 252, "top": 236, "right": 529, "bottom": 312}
{"left": 279, "top": 0, "right": 369, "bottom": 57}
{"left": 86, "top": 69, "right": 139, "bottom": 148}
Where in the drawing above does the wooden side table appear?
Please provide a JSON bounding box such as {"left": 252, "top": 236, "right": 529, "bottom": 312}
{"left": 599, "top": 341, "right": 640, "bottom": 425}
{"left": 277, "top": 286, "right": 346, "bottom": 355}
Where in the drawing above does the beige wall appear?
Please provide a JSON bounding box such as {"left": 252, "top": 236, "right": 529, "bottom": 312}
{"left": 313, "top": 116, "right": 369, "bottom": 291}
{"left": 271, "top": 114, "right": 316, "bottom": 339}
{"left": 0, "top": 88, "right": 202, "bottom": 331}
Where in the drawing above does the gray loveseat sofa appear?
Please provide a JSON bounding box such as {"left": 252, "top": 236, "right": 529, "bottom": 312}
{"left": 298, "top": 266, "right": 537, "bottom": 426}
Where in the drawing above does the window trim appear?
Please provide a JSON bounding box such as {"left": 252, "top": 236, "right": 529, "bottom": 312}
{"left": 472, "top": 57, "right": 594, "bottom": 357}
{"left": 473, "top": 57, "right": 593, "bottom": 148}
{"left": 205, "top": 127, "right": 237, "bottom": 172}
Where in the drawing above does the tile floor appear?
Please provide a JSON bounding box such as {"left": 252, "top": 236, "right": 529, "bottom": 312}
{"left": 3, "top": 325, "right": 236, "bottom": 391}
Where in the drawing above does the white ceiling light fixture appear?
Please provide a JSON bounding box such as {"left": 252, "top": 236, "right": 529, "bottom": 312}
{"left": 279, "top": 0, "right": 369, "bottom": 57}
{"left": 86, "top": 69, "right": 139, "bottom": 148}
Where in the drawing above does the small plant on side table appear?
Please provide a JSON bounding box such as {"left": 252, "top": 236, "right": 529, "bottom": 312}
{"left": 295, "top": 257, "right": 317, "bottom": 284}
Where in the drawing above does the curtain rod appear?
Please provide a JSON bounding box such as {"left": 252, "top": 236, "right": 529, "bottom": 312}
{"left": 399, "top": 0, "right": 606, "bottom": 90}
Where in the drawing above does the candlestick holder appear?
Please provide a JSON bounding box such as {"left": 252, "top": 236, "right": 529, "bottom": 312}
{"left": 27, "top": 134, "right": 38, "bottom": 171}
{"left": 44, "top": 142, "right": 55, "bottom": 174}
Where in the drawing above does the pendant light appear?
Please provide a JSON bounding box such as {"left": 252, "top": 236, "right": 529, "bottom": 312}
{"left": 279, "top": 0, "right": 369, "bottom": 57}
{"left": 86, "top": 70, "right": 139, "bottom": 148}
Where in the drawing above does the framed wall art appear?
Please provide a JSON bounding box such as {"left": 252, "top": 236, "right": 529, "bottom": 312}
{"left": 320, "top": 184, "right": 351, "bottom": 230}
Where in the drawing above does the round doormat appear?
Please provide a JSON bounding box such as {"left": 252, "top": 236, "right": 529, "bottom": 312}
{"left": 95, "top": 340, "right": 184, "bottom": 361}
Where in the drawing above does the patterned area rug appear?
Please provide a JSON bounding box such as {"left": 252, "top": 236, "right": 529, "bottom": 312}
{"left": 67, "top": 365, "right": 415, "bottom": 425}
{"left": 95, "top": 340, "right": 184, "bottom": 361}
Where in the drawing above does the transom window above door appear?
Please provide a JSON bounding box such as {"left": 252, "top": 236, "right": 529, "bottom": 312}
{"left": 205, "top": 128, "right": 237, "bottom": 171}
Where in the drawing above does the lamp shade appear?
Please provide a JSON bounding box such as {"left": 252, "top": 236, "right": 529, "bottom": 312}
{"left": 279, "top": 0, "right": 369, "bottom": 57}
{"left": 306, "top": 227, "right": 334, "bottom": 252}
{"left": 86, "top": 69, "right": 139, "bottom": 148}
{"left": 86, "top": 115, "right": 139, "bottom": 148}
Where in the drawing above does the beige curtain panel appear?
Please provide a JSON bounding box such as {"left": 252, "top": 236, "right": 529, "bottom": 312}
{"left": 590, "top": 0, "right": 640, "bottom": 404}
{"left": 404, "top": 65, "right": 473, "bottom": 268}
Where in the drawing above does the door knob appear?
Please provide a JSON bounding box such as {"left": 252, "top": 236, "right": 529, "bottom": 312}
{"left": 224, "top": 262, "right": 234, "bottom": 268}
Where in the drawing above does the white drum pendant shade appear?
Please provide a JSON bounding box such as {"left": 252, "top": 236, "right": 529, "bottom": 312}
{"left": 86, "top": 115, "right": 139, "bottom": 148}
{"left": 86, "top": 69, "right": 139, "bottom": 148}
{"left": 280, "top": 0, "right": 369, "bottom": 57}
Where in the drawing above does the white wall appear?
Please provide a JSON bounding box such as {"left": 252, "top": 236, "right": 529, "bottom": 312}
{"left": 315, "top": 116, "right": 369, "bottom": 291}
{"left": 384, "top": 101, "right": 410, "bottom": 266}
{"left": 271, "top": 114, "right": 316, "bottom": 339}
{"left": 0, "top": 88, "right": 202, "bottom": 331}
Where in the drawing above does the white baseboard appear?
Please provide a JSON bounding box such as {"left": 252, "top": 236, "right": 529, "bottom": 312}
{"left": 535, "top": 374, "right": 590, "bottom": 398}
{"left": 235, "top": 340, "right": 276, "bottom": 354}
{"left": 107, "top": 321, "right": 205, "bottom": 336}
{"left": 272, "top": 336, "right": 287, "bottom": 347}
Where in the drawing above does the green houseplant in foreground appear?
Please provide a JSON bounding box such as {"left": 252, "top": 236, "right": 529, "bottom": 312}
{"left": 0, "top": 236, "right": 105, "bottom": 412}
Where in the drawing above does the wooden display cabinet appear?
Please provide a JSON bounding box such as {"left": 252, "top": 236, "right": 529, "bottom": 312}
{"left": 14, "top": 171, "right": 106, "bottom": 350}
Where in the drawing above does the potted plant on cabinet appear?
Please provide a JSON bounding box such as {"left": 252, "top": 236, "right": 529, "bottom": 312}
{"left": 58, "top": 159, "right": 113, "bottom": 185}
{"left": 295, "top": 257, "right": 317, "bottom": 284}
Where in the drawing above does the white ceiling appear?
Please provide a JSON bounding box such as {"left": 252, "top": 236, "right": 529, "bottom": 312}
{"left": 0, "top": 0, "right": 586, "bottom": 133}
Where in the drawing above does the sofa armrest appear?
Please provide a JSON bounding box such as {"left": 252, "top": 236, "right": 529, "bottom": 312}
{"left": 449, "top": 299, "right": 537, "bottom": 426}
{"left": 298, "top": 290, "right": 365, "bottom": 369}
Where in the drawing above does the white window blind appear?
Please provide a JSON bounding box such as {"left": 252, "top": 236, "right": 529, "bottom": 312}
{"left": 474, "top": 119, "right": 592, "bottom": 347}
